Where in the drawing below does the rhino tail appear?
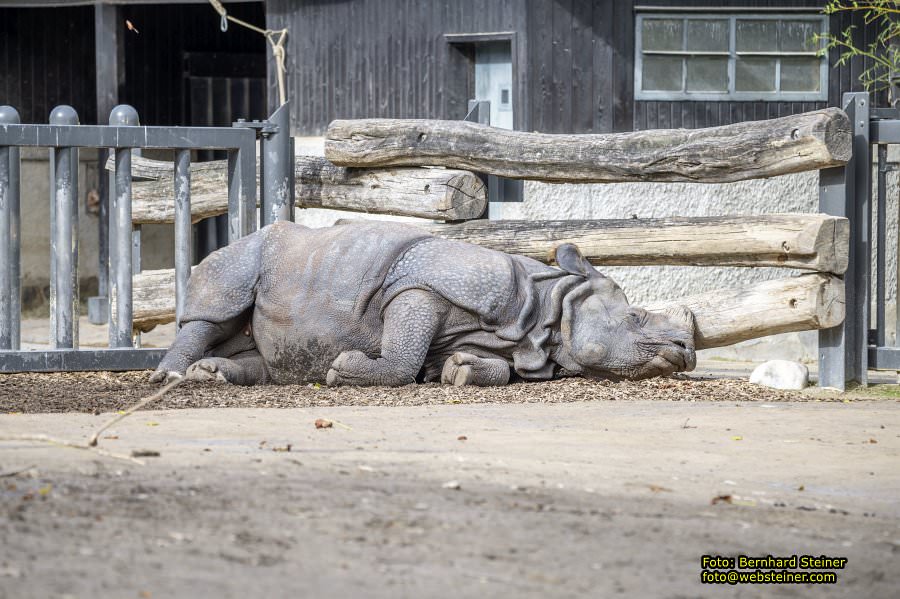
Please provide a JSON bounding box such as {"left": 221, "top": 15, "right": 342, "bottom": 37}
{"left": 180, "top": 227, "right": 265, "bottom": 324}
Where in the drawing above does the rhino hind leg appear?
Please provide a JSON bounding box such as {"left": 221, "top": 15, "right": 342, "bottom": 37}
{"left": 441, "top": 352, "right": 511, "bottom": 387}
{"left": 185, "top": 349, "right": 271, "bottom": 386}
{"left": 326, "top": 289, "right": 449, "bottom": 387}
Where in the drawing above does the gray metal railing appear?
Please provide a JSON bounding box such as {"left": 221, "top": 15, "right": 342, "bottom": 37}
{"left": 820, "top": 92, "right": 900, "bottom": 389}
{"left": 0, "top": 102, "right": 293, "bottom": 372}
{"left": 860, "top": 96, "right": 900, "bottom": 376}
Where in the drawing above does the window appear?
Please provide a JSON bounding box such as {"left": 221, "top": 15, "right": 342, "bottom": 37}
{"left": 635, "top": 13, "right": 828, "bottom": 101}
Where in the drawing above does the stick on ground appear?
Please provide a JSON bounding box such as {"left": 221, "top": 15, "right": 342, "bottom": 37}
{"left": 88, "top": 376, "right": 184, "bottom": 447}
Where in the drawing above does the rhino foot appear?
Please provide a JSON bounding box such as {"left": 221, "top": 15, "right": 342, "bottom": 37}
{"left": 185, "top": 359, "right": 229, "bottom": 384}
{"left": 149, "top": 369, "right": 184, "bottom": 385}
{"left": 441, "top": 353, "right": 510, "bottom": 387}
{"left": 326, "top": 350, "right": 418, "bottom": 387}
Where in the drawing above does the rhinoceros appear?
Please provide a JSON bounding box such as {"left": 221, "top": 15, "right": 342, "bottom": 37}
{"left": 151, "top": 221, "right": 696, "bottom": 387}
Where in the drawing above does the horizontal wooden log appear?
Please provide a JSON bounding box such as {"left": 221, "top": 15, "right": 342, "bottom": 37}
{"left": 130, "top": 271, "right": 844, "bottom": 351}
{"left": 131, "top": 269, "right": 178, "bottom": 334}
{"left": 324, "top": 108, "right": 851, "bottom": 183}
{"left": 418, "top": 215, "right": 848, "bottom": 273}
{"left": 107, "top": 155, "right": 486, "bottom": 223}
{"left": 647, "top": 274, "right": 844, "bottom": 350}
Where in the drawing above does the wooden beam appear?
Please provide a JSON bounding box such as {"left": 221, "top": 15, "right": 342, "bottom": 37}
{"left": 324, "top": 108, "right": 852, "bottom": 183}
{"left": 109, "top": 155, "right": 486, "bottom": 223}
{"left": 130, "top": 271, "right": 845, "bottom": 351}
{"left": 131, "top": 269, "right": 178, "bottom": 334}
{"left": 418, "top": 215, "right": 848, "bottom": 273}
{"left": 647, "top": 274, "right": 845, "bottom": 350}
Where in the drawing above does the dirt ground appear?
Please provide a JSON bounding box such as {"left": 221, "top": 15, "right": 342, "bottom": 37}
{"left": 0, "top": 371, "right": 807, "bottom": 413}
{"left": 1, "top": 373, "right": 899, "bottom": 598}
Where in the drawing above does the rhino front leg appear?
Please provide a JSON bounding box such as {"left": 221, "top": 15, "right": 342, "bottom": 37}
{"left": 441, "top": 352, "right": 511, "bottom": 386}
{"left": 326, "top": 289, "right": 448, "bottom": 387}
{"left": 150, "top": 318, "right": 246, "bottom": 384}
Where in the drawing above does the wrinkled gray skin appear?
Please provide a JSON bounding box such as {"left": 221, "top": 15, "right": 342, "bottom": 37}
{"left": 151, "top": 221, "right": 696, "bottom": 387}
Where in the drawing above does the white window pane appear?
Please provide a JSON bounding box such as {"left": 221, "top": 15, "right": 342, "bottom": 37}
{"left": 686, "top": 57, "right": 728, "bottom": 92}
{"left": 643, "top": 55, "right": 683, "bottom": 91}
{"left": 642, "top": 19, "right": 683, "bottom": 52}
{"left": 779, "top": 20, "right": 820, "bottom": 52}
{"left": 735, "top": 57, "right": 776, "bottom": 92}
{"left": 780, "top": 57, "right": 821, "bottom": 91}
{"left": 686, "top": 19, "right": 729, "bottom": 52}
{"left": 736, "top": 20, "right": 777, "bottom": 53}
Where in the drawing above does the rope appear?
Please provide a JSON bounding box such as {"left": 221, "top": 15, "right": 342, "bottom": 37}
{"left": 208, "top": 0, "right": 288, "bottom": 106}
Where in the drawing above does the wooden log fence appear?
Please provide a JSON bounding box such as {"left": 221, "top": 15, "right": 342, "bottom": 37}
{"left": 419, "top": 215, "right": 848, "bottom": 273}
{"left": 118, "top": 107, "right": 852, "bottom": 353}
{"left": 107, "top": 155, "right": 486, "bottom": 223}
{"left": 647, "top": 274, "right": 844, "bottom": 350}
{"left": 324, "top": 108, "right": 851, "bottom": 183}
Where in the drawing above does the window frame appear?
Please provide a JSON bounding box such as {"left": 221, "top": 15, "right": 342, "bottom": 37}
{"left": 634, "top": 12, "right": 829, "bottom": 102}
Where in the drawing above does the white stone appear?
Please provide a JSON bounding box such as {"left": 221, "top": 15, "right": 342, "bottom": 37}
{"left": 749, "top": 360, "right": 810, "bottom": 390}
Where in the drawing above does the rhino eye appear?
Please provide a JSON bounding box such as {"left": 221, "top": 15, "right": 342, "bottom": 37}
{"left": 628, "top": 310, "right": 644, "bottom": 326}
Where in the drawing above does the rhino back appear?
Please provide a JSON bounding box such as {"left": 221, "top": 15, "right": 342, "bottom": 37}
{"left": 252, "top": 221, "right": 431, "bottom": 383}
{"left": 383, "top": 237, "right": 528, "bottom": 328}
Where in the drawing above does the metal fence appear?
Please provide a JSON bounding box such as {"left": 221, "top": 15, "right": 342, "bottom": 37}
{"left": 0, "top": 102, "right": 293, "bottom": 372}
{"left": 0, "top": 94, "right": 892, "bottom": 389}
{"left": 848, "top": 92, "right": 900, "bottom": 380}
{"left": 819, "top": 91, "right": 900, "bottom": 390}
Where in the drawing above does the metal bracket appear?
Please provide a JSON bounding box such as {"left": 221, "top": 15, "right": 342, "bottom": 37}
{"left": 233, "top": 118, "right": 279, "bottom": 137}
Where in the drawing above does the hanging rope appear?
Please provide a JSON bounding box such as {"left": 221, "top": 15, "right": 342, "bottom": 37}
{"left": 208, "top": 0, "right": 288, "bottom": 106}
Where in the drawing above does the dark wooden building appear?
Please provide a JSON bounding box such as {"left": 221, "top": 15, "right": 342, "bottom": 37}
{"left": 266, "top": 0, "right": 881, "bottom": 135}
{"left": 0, "top": 1, "right": 884, "bottom": 134}
{"left": 0, "top": 0, "right": 268, "bottom": 126}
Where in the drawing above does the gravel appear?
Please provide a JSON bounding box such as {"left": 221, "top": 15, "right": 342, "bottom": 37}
{"left": 0, "top": 371, "right": 812, "bottom": 413}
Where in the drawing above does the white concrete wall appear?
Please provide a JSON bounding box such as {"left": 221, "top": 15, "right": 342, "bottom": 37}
{"left": 292, "top": 136, "right": 900, "bottom": 364}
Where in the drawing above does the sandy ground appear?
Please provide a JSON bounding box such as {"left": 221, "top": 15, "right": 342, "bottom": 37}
{"left": 0, "top": 373, "right": 899, "bottom": 598}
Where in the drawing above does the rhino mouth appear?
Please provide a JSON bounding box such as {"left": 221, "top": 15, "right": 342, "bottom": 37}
{"left": 655, "top": 339, "right": 696, "bottom": 372}
{"left": 580, "top": 340, "right": 696, "bottom": 382}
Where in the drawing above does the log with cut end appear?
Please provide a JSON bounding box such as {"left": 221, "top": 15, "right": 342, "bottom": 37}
{"left": 325, "top": 107, "right": 851, "bottom": 183}
{"left": 647, "top": 274, "right": 844, "bottom": 350}
{"left": 108, "top": 155, "right": 486, "bottom": 223}
{"left": 419, "top": 215, "right": 848, "bottom": 273}
{"left": 130, "top": 271, "right": 845, "bottom": 351}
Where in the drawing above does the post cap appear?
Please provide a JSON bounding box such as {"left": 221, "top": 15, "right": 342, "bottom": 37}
{"left": 0, "top": 105, "right": 20, "bottom": 125}
{"left": 49, "top": 105, "right": 79, "bottom": 125}
{"left": 109, "top": 104, "right": 139, "bottom": 126}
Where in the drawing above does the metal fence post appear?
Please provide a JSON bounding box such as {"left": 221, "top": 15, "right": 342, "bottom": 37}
{"left": 49, "top": 106, "right": 80, "bottom": 349}
{"left": 174, "top": 149, "right": 192, "bottom": 327}
{"left": 260, "top": 102, "right": 294, "bottom": 226}
{"left": 876, "top": 143, "right": 888, "bottom": 347}
{"left": 108, "top": 105, "right": 139, "bottom": 348}
{"left": 0, "top": 106, "right": 20, "bottom": 351}
{"left": 818, "top": 92, "right": 870, "bottom": 390}
{"left": 0, "top": 144, "right": 8, "bottom": 350}
{"left": 227, "top": 139, "right": 258, "bottom": 242}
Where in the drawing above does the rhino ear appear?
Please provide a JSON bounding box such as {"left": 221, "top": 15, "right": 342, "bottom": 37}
{"left": 552, "top": 243, "right": 600, "bottom": 278}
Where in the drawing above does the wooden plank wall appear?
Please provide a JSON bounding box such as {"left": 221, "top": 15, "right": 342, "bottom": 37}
{"left": 119, "top": 3, "right": 265, "bottom": 126}
{"left": 0, "top": 3, "right": 265, "bottom": 126}
{"left": 0, "top": 6, "right": 97, "bottom": 124}
{"left": 266, "top": 0, "right": 529, "bottom": 135}
{"left": 269, "top": 0, "right": 883, "bottom": 135}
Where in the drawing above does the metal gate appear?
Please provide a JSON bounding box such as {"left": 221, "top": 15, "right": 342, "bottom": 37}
{"left": 0, "top": 102, "right": 292, "bottom": 372}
